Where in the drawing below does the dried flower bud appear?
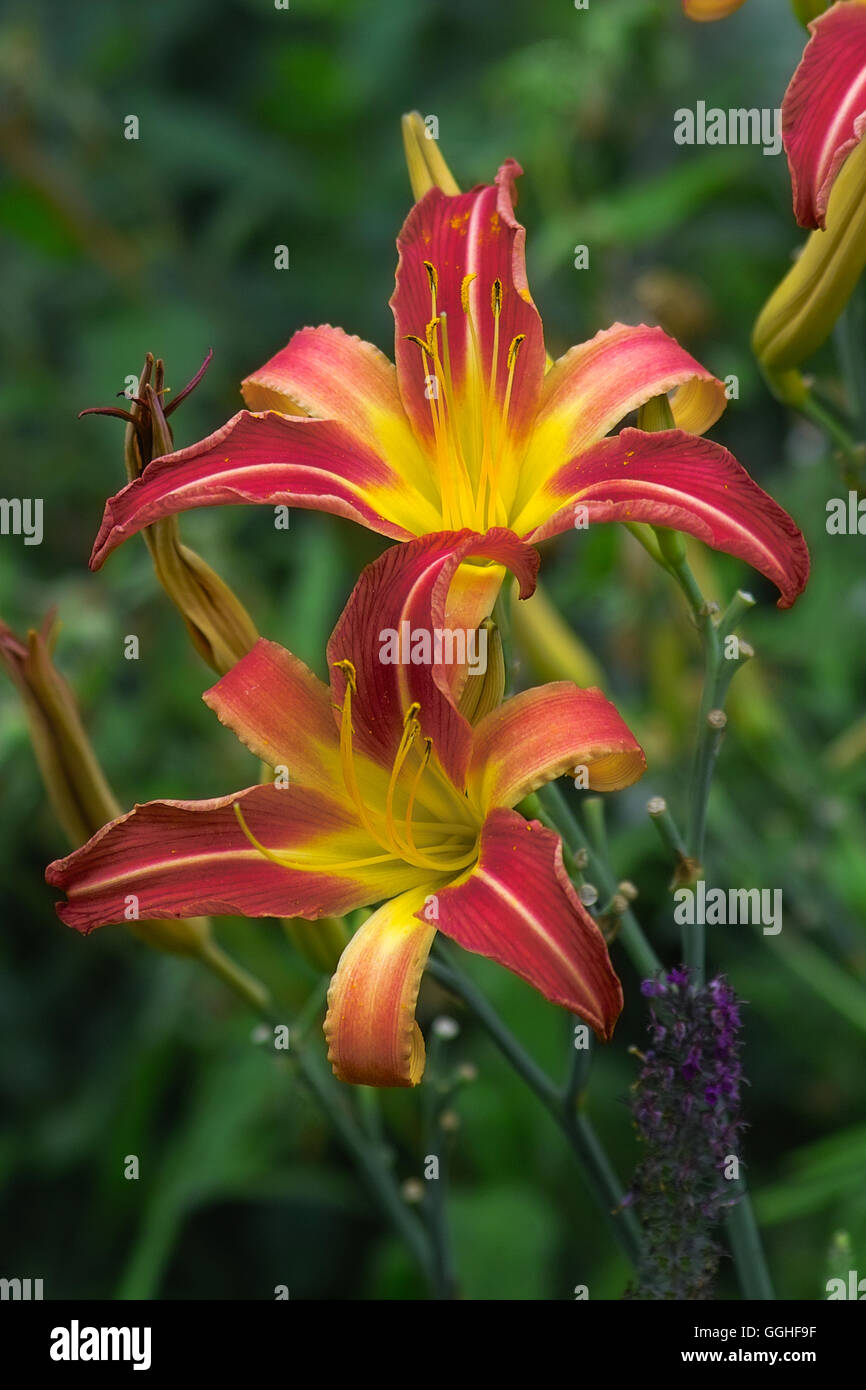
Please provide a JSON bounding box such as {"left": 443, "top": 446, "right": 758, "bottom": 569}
{"left": 0, "top": 616, "right": 211, "bottom": 957}
{"left": 83, "top": 353, "right": 259, "bottom": 675}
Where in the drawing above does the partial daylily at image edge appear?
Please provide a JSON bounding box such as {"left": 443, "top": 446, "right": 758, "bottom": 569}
{"left": 87, "top": 156, "right": 810, "bottom": 613}
{"left": 754, "top": 1, "right": 866, "bottom": 372}
{"left": 46, "top": 530, "right": 648, "bottom": 1087}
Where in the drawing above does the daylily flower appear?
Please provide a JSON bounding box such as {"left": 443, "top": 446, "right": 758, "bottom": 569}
{"left": 754, "top": 1, "right": 866, "bottom": 372}
{"left": 682, "top": 0, "right": 826, "bottom": 20}
{"left": 46, "top": 531, "right": 648, "bottom": 1086}
{"left": 87, "top": 162, "right": 809, "bottom": 611}
{"left": 682, "top": 0, "right": 748, "bottom": 19}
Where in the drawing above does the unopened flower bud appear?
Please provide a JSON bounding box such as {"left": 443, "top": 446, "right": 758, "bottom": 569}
{"left": 457, "top": 619, "right": 504, "bottom": 725}
{"left": 753, "top": 136, "right": 866, "bottom": 371}
{"left": 401, "top": 110, "right": 460, "bottom": 201}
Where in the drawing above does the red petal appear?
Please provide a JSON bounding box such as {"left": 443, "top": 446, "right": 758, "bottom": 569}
{"left": 203, "top": 637, "right": 345, "bottom": 796}
{"left": 89, "top": 412, "right": 423, "bottom": 569}
{"left": 46, "top": 785, "right": 427, "bottom": 933}
{"left": 524, "top": 427, "right": 810, "bottom": 609}
{"left": 240, "top": 325, "right": 435, "bottom": 504}
{"left": 390, "top": 160, "right": 545, "bottom": 451}
{"left": 783, "top": 2, "right": 866, "bottom": 229}
{"left": 326, "top": 529, "right": 539, "bottom": 789}
{"left": 432, "top": 809, "right": 623, "bottom": 1040}
{"left": 468, "top": 682, "right": 646, "bottom": 813}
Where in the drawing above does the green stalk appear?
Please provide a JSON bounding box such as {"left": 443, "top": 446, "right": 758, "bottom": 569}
{"left": 537, "top": 780, "right": 663, "bottom": 981}
{"left": 665, "top": 555, "right": 775, "bottom": 1300}
{"left": 427, "top": 949, "right": 644, "bottom": 1267}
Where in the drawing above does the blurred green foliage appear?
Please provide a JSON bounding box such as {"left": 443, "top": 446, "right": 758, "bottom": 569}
{"left": 1, "top": 0, "right": 864, "bottom": 1300}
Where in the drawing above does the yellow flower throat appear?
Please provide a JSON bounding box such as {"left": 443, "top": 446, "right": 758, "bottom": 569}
{"left": 406, "top": 262, "right": 526, "bottom": 533}
{"left": 234, "top": 659, "right": 479, "bottom": 878}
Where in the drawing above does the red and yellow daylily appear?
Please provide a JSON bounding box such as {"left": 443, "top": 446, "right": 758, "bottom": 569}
{"left": 754, "top": 1, "right": 866, "bottom": 371}
{"left": 46, "top": 531, "right": 647, "bottom": 1086}
{"left": 88, "top": 161, "right": 809, "bottom": 610}
{"left": 682, "top": 0, "right": 748, "bottom": 19}
{"left": 682, "top": 1, "right": 826, "bottom": 20}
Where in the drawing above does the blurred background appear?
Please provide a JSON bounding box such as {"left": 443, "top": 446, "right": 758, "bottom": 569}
{"left": 1, "top": 0, "right": 864, "bottom": 1300}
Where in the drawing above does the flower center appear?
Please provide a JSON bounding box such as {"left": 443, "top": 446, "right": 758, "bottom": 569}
{"left": 406, "top": 262, "right": 525, "bottom": 533}
{"left": 233, "top": 659, "right": 479, "bottom": 878}
{"left": 333, "top": 659, "right": 479, "bottom": 872}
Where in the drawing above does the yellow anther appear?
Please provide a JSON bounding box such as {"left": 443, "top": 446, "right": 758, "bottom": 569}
{"left": 460, "top": 273, "right": 477, "bottom": 314}
{"left": 334, "top": 658, "right": 357, "bottom": 691}
{"left": 405, "top": 333, "right": 431, "bottom": 355}
{"left": 507, "top": 334, "right": 525, "bottom": 370}
{"left": 491, "top": 278, "right": 503, "bottom": 317}
{"left": 424, "top": 261, "right": 438, "bottom": 295}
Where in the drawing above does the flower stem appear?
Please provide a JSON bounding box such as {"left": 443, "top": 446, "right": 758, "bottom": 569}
{"left": 197, "top": 938, "right": 273, "bottom": 1014}
{"left": 296, "top": 1046, "right": 437, "bottom": 1288}
{"left": 536, "top": 780, "right": 663, "bottom": 981}
{"left": 195, "top": 942, "right": 439, "bottom": 1294}
{"left": 725, "top": 1188, "right": 775, "bottom": 1300}
{"left": 421, "top": 1034, "right": 460, "bottom": 1299}
{"left": 665, "top": 555, "right": 776, "bottom": 1301}
{"left": 427, "top": 948, "right": 644, "bottom": 1267}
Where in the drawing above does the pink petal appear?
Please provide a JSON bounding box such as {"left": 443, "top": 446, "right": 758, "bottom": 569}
{"left": 432, "top": 809, "right": 623, "bottom": 1040}
{"left": 468, "top": 683, "right": 646, "bottom": 813}
{"left": 783, "top": 1, "right": 866, "bottom": 229}
{"left": 89, "top": 412, "right": 422, "bottom": 570}
{"left": 523, "top": 426, "right": 810, "bottom": 609}
{"left": 516, "top": 322, "right": 726, "bottom": 509}
{"left": 46, "top": 784, "right": 427, "bottom": 934}
{"left": 241, "top": 325, "right": 434, "bottom": 498}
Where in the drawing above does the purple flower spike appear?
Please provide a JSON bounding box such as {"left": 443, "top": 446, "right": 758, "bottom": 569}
{"left": 625, "top": 967, "right": 746, "bottom": 1300}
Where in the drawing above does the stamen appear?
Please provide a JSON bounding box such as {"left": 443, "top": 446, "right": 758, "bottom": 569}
{"left": 424, "top": 260, "right": 438, "bottom": 319}
{"left": 385, "top": 705, "right": 421, "bottom": 854}
{"left": 430, "top": 311, "right": 477, "bottom": 522}
{"left": 233, "top": 803, "right": 403, "bottom": 874}
{"left": 486, "top": 333, "right": 526, "bottom": 527}
{"left": 404, "top": 737, "right": 433, "bottom": 859}
{"left": 333, "top": 659, "right": 386, "bottom": 844}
